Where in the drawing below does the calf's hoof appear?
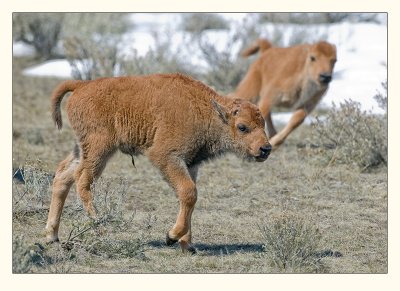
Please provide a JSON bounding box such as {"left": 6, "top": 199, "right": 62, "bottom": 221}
{"left": 185, "top": 245, "right": 197, "bottom": 255}
{"left": 46, "top": 237, "right": 60, "bottom": 244}
{"left": 179, "top": 241, "right": 197, "bottom": 255}
{"left": 166, "top": 232, "right": 178, "bottom": 246}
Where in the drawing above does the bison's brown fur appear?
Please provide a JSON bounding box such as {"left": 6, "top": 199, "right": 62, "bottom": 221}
{"left": 46, "top": 73, "right": 271, "bottom": 253}
{"left": 232, "top": 39, "right": 337, "bottom": 148}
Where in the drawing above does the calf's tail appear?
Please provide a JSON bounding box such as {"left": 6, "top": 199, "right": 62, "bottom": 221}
{"left": 241, "top": 38, "right": 273, "bottom": 57}
{"left": 51, "top": 80, "right": 86, "bottom": 129}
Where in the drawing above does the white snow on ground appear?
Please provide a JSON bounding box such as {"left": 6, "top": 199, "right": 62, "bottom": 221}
{"left": 23, "top": 59, "right": 73, "bottom": 78}
{"left": 13, "top": 42, "right": 35, "bottom": 57}
{"left": 14, "top": 13, "right": 387, "bottom": 118}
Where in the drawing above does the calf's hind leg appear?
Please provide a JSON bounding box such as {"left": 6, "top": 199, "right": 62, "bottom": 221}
{"left": 74, "top": 139, "right": 116, "bottom": 219}
{"left": 258, "top": 93, "right": 277, "bottom": 139}
{"left": 46, "top": 151, "right": 79, "bottom": 243}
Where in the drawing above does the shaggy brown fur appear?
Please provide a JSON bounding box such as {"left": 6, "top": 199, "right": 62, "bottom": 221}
{"left": 46, "top": 73, "right": 271, "bottom": 253}
{"left": 232, "top": 38, "right": 337, "bottom": 148}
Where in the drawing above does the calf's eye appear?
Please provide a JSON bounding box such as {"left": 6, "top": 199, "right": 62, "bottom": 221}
{"left": 310, "top": 56, "right": 316, "bottom": 62}
{"left": 237, "top": 124, "right": 248, "bottom": 133}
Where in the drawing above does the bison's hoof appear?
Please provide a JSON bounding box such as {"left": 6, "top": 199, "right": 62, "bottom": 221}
{"left": 186, "top": 246, "right": 197, "bottom": 255}
{"left": 179, "top": 241, "right": 197, "bottom": 255}
{"left": 166, "top": 233, "right": 178, "bottom": 246}
{"left": 45, "top": 238, "right": 60, "bottom": 245}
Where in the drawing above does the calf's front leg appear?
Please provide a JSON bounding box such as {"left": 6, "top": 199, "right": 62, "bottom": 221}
{"left": 176, "top": 165, "right": 199, "bottom": 253}
{"left": 166, "top": 176, "right": 197, "bottom": 253}
{"left": 269, "top": 108, "right": 307, "bottom": 147}
{"left": 149, "top": 152, "right": 198, "bottom": 253}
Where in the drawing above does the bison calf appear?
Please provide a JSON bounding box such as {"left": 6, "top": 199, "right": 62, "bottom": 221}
{"left": 46, "top": 73, "right": 271, "bottom": 253}
{"left": 232, "top": 38, "right": 337, "bottom": 148}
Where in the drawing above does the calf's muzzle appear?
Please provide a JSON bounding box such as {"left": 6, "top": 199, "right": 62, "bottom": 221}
{"left": 319, "top": 73, "right": 332, "bottom": 84}
{"left": 258, "top": 144, "right": 272, "bottom": 161}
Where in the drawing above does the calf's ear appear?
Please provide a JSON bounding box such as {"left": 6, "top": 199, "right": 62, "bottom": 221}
{"left": 211, "top": 99, "right": 229, "bottom": 124}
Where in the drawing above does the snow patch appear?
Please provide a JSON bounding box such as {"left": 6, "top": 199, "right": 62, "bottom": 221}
{"left": 23, "top": 59, "right": 73, "bottom": 78}
{"left": 13, "top": 42, "right": 35, "bottom": 57}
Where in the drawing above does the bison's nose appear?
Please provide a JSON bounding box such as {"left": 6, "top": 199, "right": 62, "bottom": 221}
{"left": 319, "top": 73, "right": 332, "bottom": 84}
{"left": 260, "top": 144, "right": 272, "bottom": 158}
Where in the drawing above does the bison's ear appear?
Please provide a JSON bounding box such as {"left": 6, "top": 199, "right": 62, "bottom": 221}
{"left": 211, "top": 99, "right": 229, "bottom": 124}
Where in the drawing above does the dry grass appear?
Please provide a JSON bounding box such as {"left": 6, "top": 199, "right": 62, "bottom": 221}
{"left": 12, "top": 57, "right": 387, "bottom": 273}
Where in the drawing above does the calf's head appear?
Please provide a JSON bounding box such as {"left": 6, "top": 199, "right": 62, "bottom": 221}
{"left": 212, "top": 98, "right": 271, "bottom": 162}
{"left": 306, "top": 41, "right": 337, "bottom": 87}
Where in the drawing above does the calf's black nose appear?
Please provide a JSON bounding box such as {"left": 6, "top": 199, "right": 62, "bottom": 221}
{"left": 319, "top": 73, "right": 332, "bottom": 84}
{"left": 260, "top": 144, "right": 272, "bottom": 156}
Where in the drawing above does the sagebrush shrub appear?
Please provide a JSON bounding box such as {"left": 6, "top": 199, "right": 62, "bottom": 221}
{"left": 119, "top": 30, "right": 196, "bottom": 77}
{"left": 13, "top": 13, "right": 64, "bottom": 60}
{"left": 12, "top": 160, "right": 52, "bottom": 215}
{"left": 311, "top": 83, "right": 387, "bottom": 171}
{"left": 62, "top": 13, "right": 132, "bottom": 79}
{"left": 12, "top": 236, "right": 33, "bottom": 273}
{"left": 180, "top": 13, "right": 229, "bottom": 33}
{"left": 259, "top": 212, "right": 325, "bottom": 273}
{"left": 256, "top": 12, "right": 380, "bottom": 24}
{"left": 64, "top": 36, "right": 121, "bottom": 80}
{"left": 91, "top": 177, "right": 130, "bottom": 227}
{"left": 374, "top": 81, "right": 387, "bottom": 111}
{"left": 194, "top": 32, "right": 250, "bottom": 93}
{"left": 13, "top": 13, "right": 131, "bottom": 61}
{"left": 62, "top": 13, "right": 130, "bottom": 37}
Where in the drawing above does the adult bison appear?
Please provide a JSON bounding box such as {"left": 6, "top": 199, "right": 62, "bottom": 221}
{"left": 232, "top": 38, "right": 337, "bottom": 148}
{"left": 46, "top": 73, "right": 271, "bottom": 253}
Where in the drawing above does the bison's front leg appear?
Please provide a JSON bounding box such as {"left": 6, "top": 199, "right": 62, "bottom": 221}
{"left": 269, "top": 108, "right": 307, "bottom": 148}
{"left": 176, "top": 165, "right": 199, "bottom": 254}
{"left": 175, "top": 165, "right": 199, "bottom": 253}
{"left": 167, "top": 177, "right": 197, "bottom": 254}
{"left": 149, "top": 152, "right": 198, "bottom": 253}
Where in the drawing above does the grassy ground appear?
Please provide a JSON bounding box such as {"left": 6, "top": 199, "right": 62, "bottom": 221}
{"left": 12, "top": 56, "right": 387, "bottom": 273}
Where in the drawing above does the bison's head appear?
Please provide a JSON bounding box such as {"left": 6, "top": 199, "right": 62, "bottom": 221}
{"left": 212, "top": 98, "right": 271, "bottom": 162}
{"left": 306, "top": 41, "right": 337, "bottom": 87}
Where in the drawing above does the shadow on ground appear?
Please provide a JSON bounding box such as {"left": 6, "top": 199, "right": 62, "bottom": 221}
{"left": 148, "top": 240, "right": 343, "bottom": 258}
{"left": 148, "top": 240, "right": 263, "bottom": 256}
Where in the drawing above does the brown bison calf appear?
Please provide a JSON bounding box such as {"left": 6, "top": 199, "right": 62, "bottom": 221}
{"left": 232, "top": 38, "right": 337, "bottom": 148}
{"left": 46, "top": 73, "right": 271, "bottom": 253}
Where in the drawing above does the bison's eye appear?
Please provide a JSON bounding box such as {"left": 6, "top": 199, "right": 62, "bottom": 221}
{"left": 310, "top": 55, "right": 316, "bottom": 62}
{"left": 237, "top": 124, "right": 249, "bottom": 133}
